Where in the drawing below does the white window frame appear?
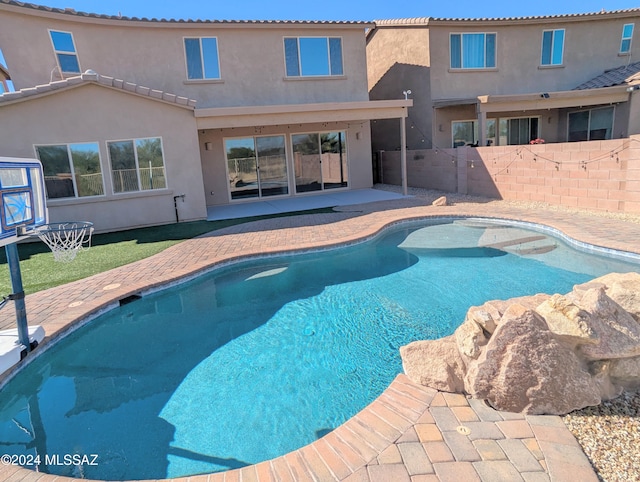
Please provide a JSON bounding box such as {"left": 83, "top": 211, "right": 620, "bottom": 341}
{"left": 449, "top": 32, "right": 497, "bottom": 70}
{"left": 621, "top": 23, "right": 634, "bottom": 54}
{"left": 34, "top": 142, "right": 105, "bottom": 199}
{"left": 540, "top": 29, "right": 565, "bottom": 66}
{"left": 567, "top": 106, "right": 615, "bottom": 142}
{"left": 48, "top": 29, "right": 81, "bottom": 74}
{"left": 451, "top": 120, "right": 478, "bottom": 147}
{"left": 223, "top": 134, "right": 293, "bottom": 202}
{"left": 283, "top": 36, "right": 344, "bottom": 78}
{"left": 497, "top": 116, "right": 541, "bottom": 146}
{"left": 107, "top": 136, "right": 168, "bottom": 194}
{"left": 183, "top": 36, "right": 221, "bottom": 80}
{"left": 290, "top": 130, "right": 349, "bottom": 193}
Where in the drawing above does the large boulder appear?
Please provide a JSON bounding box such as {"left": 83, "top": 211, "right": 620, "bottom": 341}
{"left": 400, "top": 273, "right": 640, "bottom": 415}
{"left": 536, "top": 294, "right": 598, "bottom": 347}
{"left": 432, "top": 196, "right": 447, "bottom": 206}
{"left": 568, "top": 287, "right": 640, "bottom": 360}
{"left": 591, "top": 272, "right": 640, "bottom": 321}
{"left": 466, "top": 293, "right": 550, "bottom": 335}
{"left": 609, "top": 356, "right": 640, "bottom": 390}
{"left": 464, "top": 304, "right": 601, "bottom": 414}
{"left": 401, "top": 335, "right": 467, "bottom": 393}
{"left": 455, "top": 317, "right": 488, "bottom": 359}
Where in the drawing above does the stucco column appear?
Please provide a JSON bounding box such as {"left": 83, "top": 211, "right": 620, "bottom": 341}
{"left": 400, "top": 116, "right": 408, "bottom": 196}
{"left": 457, "top": 147, "right": 468, "bottom": 195}
{"left": 477, "top": 109, "right": 487, "bottom": 147}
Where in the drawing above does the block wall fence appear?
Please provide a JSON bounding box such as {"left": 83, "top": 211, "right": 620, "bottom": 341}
{"left": 379, "top": 136, "right": 640, "bottom": 214}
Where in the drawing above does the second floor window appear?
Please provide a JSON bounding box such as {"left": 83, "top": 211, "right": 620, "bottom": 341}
{"left": 621, "top": 24, "right": 634, "bottom": 54}
{"left": 184, "top": 37, "right": 220, "bottom": 80}
{"left": 284, "top": 37, "right": 343, "bottom": 77}
{"left": 49, "top": 30, "right": 80, "bottom": 74}
{"left": 450, "top": 33, "right": 496, "bottom": 69}
{"left": 541, "top": 29, "right": 564, "bottom": 66}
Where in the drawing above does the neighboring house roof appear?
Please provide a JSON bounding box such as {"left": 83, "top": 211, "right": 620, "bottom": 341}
{"left": 574, "top": 62, "right": 640, "bottom": 90}
{"left": 0, "top": 0, "right": 371, "bottom": 26}
{"left": 0, "top": 70, "right": 197, "bottom": 108}
{"left": 373, "top": 8, "right": 640, "bottom": 27}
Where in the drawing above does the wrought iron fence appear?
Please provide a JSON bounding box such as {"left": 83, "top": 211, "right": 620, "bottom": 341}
{"left": 112, "top": 167, "right": 166, "bottom": 192}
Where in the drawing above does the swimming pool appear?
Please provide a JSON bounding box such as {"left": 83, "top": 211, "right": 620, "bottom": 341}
{"left": 0, "top": 218, "right": 638, "bottom": 480}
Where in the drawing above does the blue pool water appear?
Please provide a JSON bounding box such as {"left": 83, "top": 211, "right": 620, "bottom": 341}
{"left": 0, "top": 219, "right": 638, "bottom": 480}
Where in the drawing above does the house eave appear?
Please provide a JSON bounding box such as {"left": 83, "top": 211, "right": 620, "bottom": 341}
{"left": 433, "top": 86, "right": 630, "bottom": 113}
{"left": 476, "top": 85, "right": 630, "bottom": 112}
{"left": 195, "top": 99, "right": 412, "bottom": 129}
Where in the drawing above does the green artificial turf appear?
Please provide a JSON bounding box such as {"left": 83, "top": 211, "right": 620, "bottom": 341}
{"left": 0, "top": 208, "right": 334, "bottom": 295}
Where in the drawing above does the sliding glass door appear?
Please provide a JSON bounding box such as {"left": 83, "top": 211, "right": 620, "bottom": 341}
{"left": 321, "top": 131, "right": 347, "bottom": 190}
{"left": 225, "top": 135, "right": 288, "bottom": 200}
{"left": 292, "top": 131, "right": 348, "bottom": 193}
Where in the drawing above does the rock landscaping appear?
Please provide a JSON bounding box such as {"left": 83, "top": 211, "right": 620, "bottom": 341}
{"left": 401, "top": 272, "right": 640, "bottom": 415}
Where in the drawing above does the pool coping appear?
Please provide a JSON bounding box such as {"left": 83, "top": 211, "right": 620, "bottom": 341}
{"left": 1, "top": 200, "right": 634, "bottom": 481}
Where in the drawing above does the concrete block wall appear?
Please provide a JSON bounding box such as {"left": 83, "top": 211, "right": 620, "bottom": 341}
{"left": 381, "top": 136, "right": 640, "bottom": 214}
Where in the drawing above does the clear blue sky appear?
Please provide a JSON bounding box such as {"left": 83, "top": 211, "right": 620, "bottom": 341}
{"left": 33, "top": 0, "right": 640, "bottom": 22}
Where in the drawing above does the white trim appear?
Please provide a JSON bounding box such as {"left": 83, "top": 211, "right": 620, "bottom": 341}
{"left": 282, "top": 36, "right": 344, "bottom": 78}
{"left": 106, "top": 136, "right": 168, "bottom": 195}
{"left": 451, "top": 119, "right": 478, "bottom": 147}
{"left": 566, "top": 105, "right": 615, "bottom": 142}
{"left": 540, "top": 28, "right": 565, "bottom": 67}
{"left": 290, "top": 129, "right": 349, "bottom": 194}
{"left": 33, "top": 141, "right": 106, "bottom": 200}
{"left": 620, "top": 23, "right": 635, "bottom": 54}
{"left": 497, "top": 115, "right": 541, "bottom": 146}
{"left": 182, "top": 36, "right": 221, "bottom": 81}
{"left": 449, "top": 32, "right": 497, "bottom": 70}
{"left": 223, "top": 134, "right": 291, "bottom": 203}
{"left": 47, "top": 29, "right": 81, "bottom": 75}
{"left": 66, "top": 144, "right": 79, "bottom": 198}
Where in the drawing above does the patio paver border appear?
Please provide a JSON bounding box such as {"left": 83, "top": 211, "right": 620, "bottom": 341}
{"left": 1, "top": 199, "right": 634, "bottom": 481}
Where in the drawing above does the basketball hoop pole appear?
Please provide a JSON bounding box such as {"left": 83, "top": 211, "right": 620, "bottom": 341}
{"left": 5, "top": 243, "right": 30, "bottom": 352}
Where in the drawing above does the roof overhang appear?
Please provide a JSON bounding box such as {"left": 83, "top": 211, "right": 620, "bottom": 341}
{"left": 433, "top": 85, "right": 630, "bottom": 113}
{"left": 0, "top": 1, "right": 373, "bottom": 29}
{"left": 477, "top": 85, "right": 630, "bottom": 113}
{"left": 194, "top": 99, "right": 412, "bottom": 129}
{"left": 0, "top": 72, "right": 196, "bottom": 110}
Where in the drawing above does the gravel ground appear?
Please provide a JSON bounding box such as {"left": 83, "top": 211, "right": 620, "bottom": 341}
{"left": 564, "top": 392, "right": 640, "bottom": 482}
{"left": 374, "top": 184, "right": 640, "bottom": 481}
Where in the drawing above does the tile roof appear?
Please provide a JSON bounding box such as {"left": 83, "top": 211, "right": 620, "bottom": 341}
{"left": 574, "top": 62, "right": 640, "bottom": 90}
{"left": 0, "top": 71, "right": 197, "bottom": 108}
{"left": 373, "top": 8, "right": 640, "bottom": 26}
{"left": 0, "top": 0, "right": 370, "bottom": 24}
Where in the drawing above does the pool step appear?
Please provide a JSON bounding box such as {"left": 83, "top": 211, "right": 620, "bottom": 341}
{"left": 479, "top": 228, "right": 557, "bottom": 255}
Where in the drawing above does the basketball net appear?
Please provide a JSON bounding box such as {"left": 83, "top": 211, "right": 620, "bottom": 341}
{"left": 33, "top": 222, "right": 94, "bottom": 262}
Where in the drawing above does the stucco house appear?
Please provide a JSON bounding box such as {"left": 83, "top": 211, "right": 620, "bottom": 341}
{"left": 0, "top": 0, "right": 409, "bottom": 232}
{"left": 367, "top": 9, "right": 640, "bottom": 152}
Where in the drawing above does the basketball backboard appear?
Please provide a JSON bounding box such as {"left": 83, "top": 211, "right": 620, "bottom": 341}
{"left": 0, "top": 157, "right": 48, "bottom": 247}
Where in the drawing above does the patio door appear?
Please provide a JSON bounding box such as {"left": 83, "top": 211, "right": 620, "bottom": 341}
{"left": 225, "top": 135, "right": 288, "bottom": 200}
{"left": 292, "top": 131, "right": 348, "bottom": 193}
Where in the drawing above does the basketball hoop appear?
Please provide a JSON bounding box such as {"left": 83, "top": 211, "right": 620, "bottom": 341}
{"left": 32, "top": 222, "right": 94, "bottom": 262}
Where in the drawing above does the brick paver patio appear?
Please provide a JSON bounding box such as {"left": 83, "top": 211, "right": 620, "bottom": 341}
{"left": 1, "top": 196, "right": 637, "bottom": 482}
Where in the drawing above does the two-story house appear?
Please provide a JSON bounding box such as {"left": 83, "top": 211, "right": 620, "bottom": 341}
{"left": 367, "top": 9, "right": 640, "bottom": 152}
{"left": 0, "top": 0, "right": 409, "bottom": 232}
